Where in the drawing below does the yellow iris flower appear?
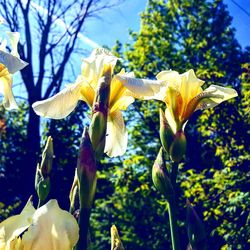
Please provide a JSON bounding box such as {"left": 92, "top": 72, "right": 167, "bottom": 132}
{"left": 0, "top": 199, "right": 79, "bottom": 250}
{"left": 32, "top": 48, "right": 162, "bottom": 157}
{"left": 0, "top": 32, "right": 28, "bottom": 110}
{"left": 155, "top": 69, "right": 238, "bottom": 133}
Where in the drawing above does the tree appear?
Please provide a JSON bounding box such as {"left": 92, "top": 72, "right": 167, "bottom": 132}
{"left": 0, "top": 0, "right": 122, "bottom": 199}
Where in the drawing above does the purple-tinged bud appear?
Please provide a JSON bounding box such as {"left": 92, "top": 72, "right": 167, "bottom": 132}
{"left": 77, "top": 127, "right": 97, "bottom": 209}
{"left": 89, "top": 64, "right": 111, "bottom": 158}
{"left": 152, "top": 148, "right": 174, "bottom": 200}
{"left": 169, "top": 131, "right": 186, "bottom": 162}
{"left": 40, "top": 136, "right": 54, "bottom": 176}
{"left": 186, "top": 200, "right": 207, "bottom": 250}
{"left": 159, "top": 108, "right": 174, "bottom": 152}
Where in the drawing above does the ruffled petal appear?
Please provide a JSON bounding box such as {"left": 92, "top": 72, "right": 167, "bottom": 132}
{"left": 196, "top": 84, "right": 238, "bottom": 110}
{"left": 0, "top": 65, "right": 18, "bottom": 110}
{"left": 81, "top": 48, "right": 118, "bottom": 88}
{"left": 114, "top": 75, "right": 163, "bottom": 99}
{"left": 21, "top": 200, "right": 79, "bottom": 250}
{"left": 105, "top": 110, "right": 127, "bottom": 157}
{"left": 0, "top": 200, "right": 35, "bottom": 249}
{"left": 0, "top": 50, "right": 28, "bottom": 74}
{"left": 32, "top": 82, "right": 82, "bottom": 119}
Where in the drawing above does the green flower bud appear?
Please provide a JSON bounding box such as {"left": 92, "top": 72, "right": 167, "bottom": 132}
{"left": 159, "top": 108, "right": 174, "bottom": 152}
{"left": 152, "top": 148, "right": 174, "bottom": 200}
{"left": 169, "top": 131, "right": 186, "bottom": 162}
{"left": 37, "top": 177, "right": 51, "bottom": 202}
{"left": 111, "top": 225, "right": 125, "bottom": 250}
{"left": 77, "top": 127, "right": 97, "bottom": 209}
{"left": 69, "top": 168, "right": 79, "bottom": 214}
{"left": 40, "top": 136, "right": 54, "bottom": 176}
{"left": 89, "top": 64, "right": 111, "bottom": 158}
{"left": 186, "top": 200, "right": 207, "bottom": 250}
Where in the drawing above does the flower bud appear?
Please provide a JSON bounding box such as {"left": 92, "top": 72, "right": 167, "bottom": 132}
{"left": 69, "top": 168, "right": 79, "bottom": 214}
{"left": 89, "top": 64, "right": 111, "bottom": 158}
{"left": 169, "top": 131, "right": 186, "bottom": 162}
{"left": 186, "top": 200, "right": 207, "bottom": 250}
{"left": 159, "top": 108, "right": 174, "bottom": 152}
{"left": 77, "top": 127, "right": 97, "bottom": 209}
{"left": 36, "top": 177, "right": 51, "bottom": 202}
{"left": 111, "top": 225, "right": 125, "bottom": 250}
{"left": 152, "top": 148, "right": 174, "bottom": 200}
{"left": 40, "top": 136, "right": 54, "bottom": 176}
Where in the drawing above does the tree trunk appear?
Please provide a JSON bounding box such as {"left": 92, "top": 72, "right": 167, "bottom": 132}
{"left": 20, "top": 102, "right": 41, "bottom": 201}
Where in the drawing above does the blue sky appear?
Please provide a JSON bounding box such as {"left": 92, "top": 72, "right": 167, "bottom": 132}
{"left": 83, "top": 0, "right": 250, "bottom": 50}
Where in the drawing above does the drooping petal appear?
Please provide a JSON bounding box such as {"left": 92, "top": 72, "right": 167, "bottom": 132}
{"left": 196, "top": 84, "right": 238, "bottom": 110}
{"left": 0, "top": 64, "right": 18, "bottom": 110}
{"left": 21, "top": 200, "right": 79, "bottom": 250}
{"left": 110, "top": 95, "right": 134, "bottom": 114}
{"left": 81, "top": 48, "right": 118, "bottom": 87}
{"left": 0, "top": 50, "right": 28, "bottom": 74}
{"left": 105, "top": 110, "right": 128, "bottom": 157}
{"left": 114, "top": 75, "right": 163, "bottom": 99}
{"left": 6, "top": 32, "right": 20, "bottom": 58}
{"left": 0, "top": 200, "right": 35, "bottom": 249}
{"left": 32, "top": 82, "right": 82, "bottom": 119}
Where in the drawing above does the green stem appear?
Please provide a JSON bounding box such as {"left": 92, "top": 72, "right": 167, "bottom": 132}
{"left": 167, "top": 196, "right": 181, "bottom": 250}
{"left": 75, "top": 208, "right": 91, "bottom": 250}
{"left": 168, "top": 161, "right": 180, "bottom": 250}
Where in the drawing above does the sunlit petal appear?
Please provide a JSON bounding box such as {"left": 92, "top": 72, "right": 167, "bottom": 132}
{"left": 77, "top": 75, "right": 95, "bottom": 107}
{"left": 165, "top": 108, "right": 177, "bottom": 134}
{"left": 81, "top": 48, "right": 118, "bottom": 87}
{"left": 115, "top": 75, "right": 163, "bottom": 99}
{"left": 105, "top": 110, "right": 128, "bottom": 157}
{"left": 196, "top": 84, "right": 238, "bottom": 110}
{"left": 0, "top": 200, "right": 35, "bottom": 249}
{"left": 21, "top": 200, "right": 79, "bottom": 250}
{"left": 32, "top": 82, "right": 82, "bottom": 119}
{"left": 0, "top": 39, "right": 7, "bottom": 52}
{"left": 110, "top": 95, "right": 134, "bottom": 113}
{"left": 0, "top": 65, "right": 18, "bottom": 110}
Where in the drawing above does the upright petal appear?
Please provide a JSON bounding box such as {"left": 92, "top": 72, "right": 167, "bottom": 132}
{"left": 32, "top": 82, "right": 82, "bottom": 119}
{"left": 196, "top": 84, "right": 238, "bottom": 110}
{"left": 0, "top": 200, "right": 35, "bottom": 249}
{"left": 114, "top": 75, "right": 163, "bottom": 99}
{"left": 6, "top": 32, "right": 20, "bottom": 58}
{"left": 0, "top": 65, "right": 18, "bottom": 110}
{"left": 105, "top": 110, "right": 128, "bottom": 157}
{"left": 180, "top": 69, "right": 204, "bottom": 107}
{"left": 21, "top": 200, "right": 79, "bottom": 250}
{"left": 81, "top": 48, "right": 118, "bottom": 87}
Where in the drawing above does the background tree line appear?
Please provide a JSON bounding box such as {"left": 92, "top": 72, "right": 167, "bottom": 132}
{"left": 0, "top": 0, "right": 249, "bottom": 249}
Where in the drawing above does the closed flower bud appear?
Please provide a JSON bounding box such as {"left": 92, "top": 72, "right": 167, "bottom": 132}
{"left": 186, "top": 200, "right": 207, "bottom": 250}
{"left": 89, "top": 64, "right": 111, "bottom": 158}
{"left": 69, "top": 168, "right": 79, "bottom": 214}
{"left": 37, "top": 177, "right": 51, "bottom": 202}
{"left": 77, "top": 127, "right": 97, "bottom": 209}
{"left": 169, "top": 131, "right": 186, "bottom": 162}
{"left": 159, "top": 108, "right": 174, "bottom": 152}
{"left": 152, "top": 148, "right": 174, "bottom": 200}
{"left": 40, "top": 136, "right": 54, "bottom": 176}
{"left": 111, "top": 225, "right": 125, "bottom": 250}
